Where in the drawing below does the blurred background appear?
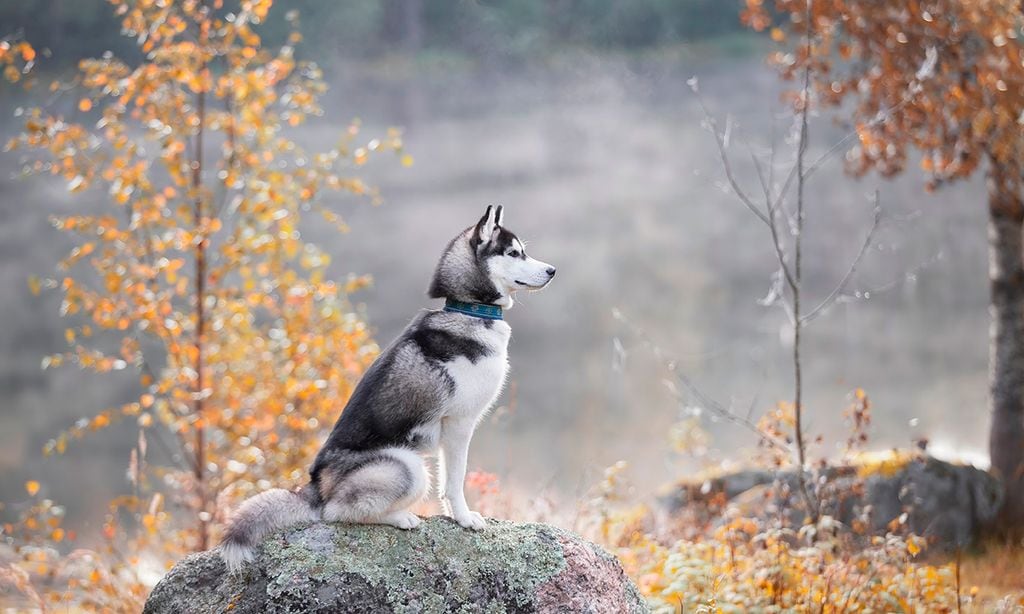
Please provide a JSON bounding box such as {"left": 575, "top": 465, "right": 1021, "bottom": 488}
{"left": 0, "top": 0, "right": 989, "bottom": 532}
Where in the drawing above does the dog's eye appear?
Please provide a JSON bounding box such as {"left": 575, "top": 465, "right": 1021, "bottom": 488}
{"left": 508, "top": 249, "right": 520, "bottom": 258}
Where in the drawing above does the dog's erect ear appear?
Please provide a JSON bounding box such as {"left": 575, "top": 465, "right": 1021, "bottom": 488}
{"left": 476, "top": 205, "right": 502, "bottom": 244}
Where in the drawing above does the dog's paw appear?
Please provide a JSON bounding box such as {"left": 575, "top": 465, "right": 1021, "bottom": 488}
{"left": 384, "top": 511, "right": 421, "bottom": 530}
{"left": 453, "top": 510, "right": 487, "bottom": 531}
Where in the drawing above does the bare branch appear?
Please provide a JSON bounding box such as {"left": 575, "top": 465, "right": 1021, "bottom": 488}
{"left": 750, "top": 144, "right": 771, "bottom": 200}
{"left": 799, "top": 97, "right": 913, "bottom": 183}
{"left": 800, "top": 45, "right": 940, "bottom": 183}
{"left": 802, "top": 191, "right": 883, "bottom": 324}
{"left": 667, "top": 365, "right": 794, "bottom": 454}
{"left": 611, "top": 309, "right": 794, "bottom": 454}
{"left": 766, "top": 184, "right": 800, "bottom": 295}
{"left": 732, "top": 121, "right": 802, "bottom": 300}
{"left": 832, "top": 249, "right": 943, "bottom": 308}
{"left": 690, "top": 81, "right": 772, "bottom": 227}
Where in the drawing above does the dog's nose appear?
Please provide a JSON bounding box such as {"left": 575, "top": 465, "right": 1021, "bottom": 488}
{"left": 546, "top": 267, "right": 556, "bottom": 277}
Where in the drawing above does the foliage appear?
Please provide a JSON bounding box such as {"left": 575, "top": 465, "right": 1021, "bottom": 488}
{"left": 742, "top": 0, "right": 1024, "bottom": 530}
{"left": 578, "top": 462, "right": 1021, "bottom": 613}
{"left": 0, "top": 35, "right": 36, "bottom": 85}
{"left": 601, "top": 317, "right": 1022, "bottom": 613}
{"left": 742, "top": 0, "right": 1024, "bottom": 190}
{"left": 0, "top": 0, "right": 404, "bottom": 610}
{"left": 623, "top": 517, "right": 963, "bottom": 613}
{"left": 453, "top": 452, "right": 1024, "bottom": 613}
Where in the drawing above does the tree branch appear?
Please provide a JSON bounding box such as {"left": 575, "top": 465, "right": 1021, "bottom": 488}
{"left": 801, "top": 191, "right": 882, "bottom": 325}
{"left": 611, "top": 309, "right": 794, "bottom": 454}
{"left": 690, "top": 79, "right": 772, "bottom": 228}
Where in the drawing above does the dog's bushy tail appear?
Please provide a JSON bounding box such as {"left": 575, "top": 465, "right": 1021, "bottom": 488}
{"left": 219, "top": 485, "right": 320, "bottom": 572}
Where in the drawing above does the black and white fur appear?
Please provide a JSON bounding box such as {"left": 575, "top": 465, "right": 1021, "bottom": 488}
{"left": 220, "top": 205, "right": 555, "bottom": 571}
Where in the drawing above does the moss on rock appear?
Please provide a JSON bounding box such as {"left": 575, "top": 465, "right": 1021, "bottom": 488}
{"left": 143, "top": 517, "right": 648, "bottom": 614}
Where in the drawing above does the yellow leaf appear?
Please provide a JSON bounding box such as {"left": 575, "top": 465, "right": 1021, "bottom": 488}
{"left": 25, "top": 480, "right": 40, "bottom": 496}
{"left": 907, "top": 539, "right": 921, "bottom": 556}
{"left": 401, "top": 154, "right": 414, "bottom": 167}
{"left": 770, "top": 27, "right": 785, "bottom": 42}
{"left": 27, "top": 275, "right": 41, "bottom": 295}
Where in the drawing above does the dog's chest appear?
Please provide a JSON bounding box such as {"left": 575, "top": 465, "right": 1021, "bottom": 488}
{"left": 442, "top": 322, "right": 511, "bottom": 418}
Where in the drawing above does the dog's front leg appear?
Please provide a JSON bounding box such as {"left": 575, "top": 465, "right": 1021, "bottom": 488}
{"left": 438, "top": 416, "right": 486, "bottom": 530}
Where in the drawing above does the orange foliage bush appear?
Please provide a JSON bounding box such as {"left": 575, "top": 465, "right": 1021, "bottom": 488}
{"left": 1, "top": 0, "right": 404, "bottom": 610}
{"left": 742, "top": 0, "right": 1024, "bottom": 188}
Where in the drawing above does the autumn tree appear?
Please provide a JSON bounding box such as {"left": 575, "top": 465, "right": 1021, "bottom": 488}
{"left": 743, "top": 0, "right": 1024, "bottom": 531}
{"left": 1, "top": 0, "right": 405, "bottom": 609}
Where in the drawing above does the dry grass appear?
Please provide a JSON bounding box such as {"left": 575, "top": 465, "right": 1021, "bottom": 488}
{"left": 959, "top": 540, "right": 1024, "bottom": 609}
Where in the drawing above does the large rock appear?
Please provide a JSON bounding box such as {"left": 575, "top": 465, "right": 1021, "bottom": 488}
{"left": 143, "top": 517, "right": 648, "bottom": 614}
{"left": 840, "top": 456, "right": 1002, "bottom": 548}
{"left": 661, "top": 455, "right": 1002, "bottom": 550}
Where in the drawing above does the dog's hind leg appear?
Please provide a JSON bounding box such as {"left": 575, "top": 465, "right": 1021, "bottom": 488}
{"left": 320, "top": 447, "right": 428, "bottom": 529}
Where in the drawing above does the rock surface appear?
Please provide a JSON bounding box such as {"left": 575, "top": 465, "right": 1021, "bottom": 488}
{"left": 844, "top": 456, "right": 1001, "bottom": 547}
{"left": 143, "top": 516, "right": 648, "bottom": 614}
{"left": 661, "top": 455, "right": 1002, "bottom": 550}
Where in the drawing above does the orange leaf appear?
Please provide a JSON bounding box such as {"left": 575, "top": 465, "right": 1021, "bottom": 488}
{"left": 25, "top": 480, "right": 40, "bottom": 496}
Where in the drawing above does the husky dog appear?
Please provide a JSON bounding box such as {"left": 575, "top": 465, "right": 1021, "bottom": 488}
{"left": 220, "top": 205, "right": 555, "bottom": 571}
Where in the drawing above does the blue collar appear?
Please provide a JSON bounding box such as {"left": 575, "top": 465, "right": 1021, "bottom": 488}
{"left": 443, "top": 298, "right": 503, "bottom": 321}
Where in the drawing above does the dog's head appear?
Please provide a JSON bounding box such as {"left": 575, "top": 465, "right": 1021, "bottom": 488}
{"left": 428, "top": 205, "right": 556, "bottom": 309}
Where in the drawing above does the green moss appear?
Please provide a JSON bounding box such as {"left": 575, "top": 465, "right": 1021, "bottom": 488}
{"left": 256, "top": 518, "right": 567, "bottom": 613}
{"left": 143, "top": 517, "right": 646, "bottom": 614}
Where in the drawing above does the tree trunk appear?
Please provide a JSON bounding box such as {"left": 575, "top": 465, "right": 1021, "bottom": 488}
{"left": 987, "top": 162, "right": 1024, "bottom": 533}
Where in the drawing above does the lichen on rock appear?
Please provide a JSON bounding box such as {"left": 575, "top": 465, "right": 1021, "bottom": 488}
{"left": 143, "top": 516, "right": 648, "bottom": 614}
